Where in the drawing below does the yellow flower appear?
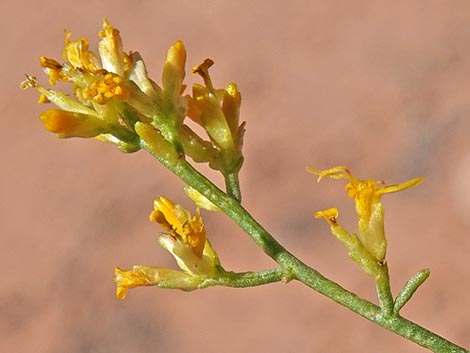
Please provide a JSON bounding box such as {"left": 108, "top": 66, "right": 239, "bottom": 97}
{"left": 162, "top": 40, "right": 187, "bottom": 107}
{"left": 63, "top": 30, "right": 101, "bottom": 73}
{"left": 187, "top": 59, "right": 245, "bottom": 173}
{"left": 314, "top": 207, "right": 339, "bottom": 226}
{"left": 314, "top": 208, "right": 380, "bottom": 279}
{"left": 40, "top": 109, "right": 108, "bottom": 138}
{"left": 150, "top": 196, "right": 220, "bottom": 276}
{"left": 150, "top": 196, "right": 205, "bottom": 256}
{"left": 21, "top": 19, "right": 168, "bottom": 150}
{"left": 114, "top": 266, "right": 200, "bottom": 300}
{"left": 115, "top": 197, "right": 221, "bottom": 299}
{"left": 98, "top": 19, "right": 126, "bottom": 77}
{"left": 309, "top": 166, "right": 424, "bottom": 261}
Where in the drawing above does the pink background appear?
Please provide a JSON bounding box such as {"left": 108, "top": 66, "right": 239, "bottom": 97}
{"left": 2, "top": 1, "right": 469, "bottom": 352}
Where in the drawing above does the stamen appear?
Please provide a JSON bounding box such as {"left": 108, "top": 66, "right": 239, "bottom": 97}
{"left": 20, "top": 74, "right": 38, "bottom": 90}
{"left": 193, "top": 58, "right": 215, "bottom": 91}
{"left": 83, "top": 72, "right": 128, "bottom": 104}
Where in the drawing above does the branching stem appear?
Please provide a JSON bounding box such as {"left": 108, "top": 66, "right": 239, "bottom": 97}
{"left": 142, "top": 142, "right": 468, "bottom": 353}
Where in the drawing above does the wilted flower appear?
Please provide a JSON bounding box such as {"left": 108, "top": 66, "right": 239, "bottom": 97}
{"left": 309, "top": 166, "right": 424, "bottom": 262}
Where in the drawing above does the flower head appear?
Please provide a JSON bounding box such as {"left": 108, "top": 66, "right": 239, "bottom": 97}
{"left": 150, "top": 196, "right": 220, "bottom": 276}
{"left": 309, "top": 166, "right": 424, "bottom": 261}
{"left": 23, "top": 20, "right": 246, "bottom": 174}
{"left": 115, "top": 196, "right": 221, "bottom": 299}
{"left": 21, "top": 19, "right": 183, "bottom": 153}
{"left": 150, "top": 196, "right": 205, "bottom": 256}
{"left": 186, "top": 59, "right": 245, "bottom": 173}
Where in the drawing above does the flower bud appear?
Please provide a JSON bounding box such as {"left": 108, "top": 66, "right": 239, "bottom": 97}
{"left": 40, "top": 109, "right": 108, "bottom": 138}
{"left": 162, "top": 41, "right": 186, "bottom": 104}
{"left": 135, "top": 122, "right": 180, "bottom": 164}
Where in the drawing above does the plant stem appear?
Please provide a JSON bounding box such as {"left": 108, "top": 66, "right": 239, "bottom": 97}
{"left": 198, "top": 268, "right": 288, "bottom": 289}
{"left": 375, "top": 262, "right": 394, "bottom": 315}
{"left": 394, "top": 269, "right": 431, "bottom": 315}
{"left": 223, "top": 171, "right": 242, "bottom": 201}
{"left": 142, "top": 143, "right": 468, "bottom": 353}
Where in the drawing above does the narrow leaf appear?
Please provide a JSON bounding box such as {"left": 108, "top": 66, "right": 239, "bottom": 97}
{"left": 393, "top": 269, "right": 430, "bottom": 314}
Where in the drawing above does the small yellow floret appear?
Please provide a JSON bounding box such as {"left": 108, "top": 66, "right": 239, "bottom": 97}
{"left": 83, "top": 72, "right": 129, "bottom": 104}
{"left": 39, "top": 109, "right": 107, "bottom": 138}
{"left": 114, "top": 266, "right": 159, "bottom": 300}
{"left": 309, "top": 166, "right": 424, "bottom": 261}
{"left": 308, "top": 166, "right": 424, "bottom": 226}
{"left": 40, "top": 56, "right": 64, "bottom": 85}
{"left": 40, "top": 109, "right": 78, "bottom": 134}
{"left": 150, "top": 196, "right": 206, "bottom": 257}
{"left": 314, "top": 208, "right": 339, "bottom": 225}
{"left": 63, "top": 31, "right": 100, "bottom": 72}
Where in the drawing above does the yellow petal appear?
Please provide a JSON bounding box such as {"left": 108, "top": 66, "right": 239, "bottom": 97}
{"left": 63, "top": 30, "right": 101, "bottom": 72}
{"left": 222, "top": 83, "right": 242, "bottom": 138}
{"left": 98, "top": 18, "right": 126, "bottom": 77}
{"left": 21, "top": 75, "right": 98, "bottom": 116}
{"left": 114, "top": 266, "right": 159, "bottom": 300}
{"left": 377, "top": 177, "right": 425, "bottom": 196}
{"left": 192, "top": 58, "right": 215, "bottom": 91}
{"left": 162, "top": 40, "right": 187, "bottom": 103}
{"left": 307, "top": 166, "right": 353, "bottom": 182}
{"left": 314, "top": 208, "right": 339, "bottom": 225}
{"left": 192, "top": 84, "right": 233, "bottom": 149}
{"left": 150, "top": 196, "right": 184, "bottom": 233}
{"left": 186, "top": 208, "right": 206, "bottom": 257}
{"left": 183, "top": 186, "right": 221, "bottom": 212}
{"left": 127, "top": 52, "right": 161, "bottom": 98}
{"left": 40, "top": 109, "right": 107, "bottom": 138}
{"left": 40, "top": 56, "right": 64, "bottom": 85}
{"left": 150, "top": 196, "right": 207, "bottom": 258}
{"left": 114, "top": 266, "right": 199, "bottom": 299}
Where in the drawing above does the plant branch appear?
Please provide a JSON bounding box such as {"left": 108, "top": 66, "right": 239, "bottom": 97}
{"left": 142, "top": 142, "right": 468, "bottom": 353}
{"left": 198, "top": 268, "right": 288, "bottom": 289}
{"left": 375, "top": 262, "right": 394, "bottom": 315}
{"left": 223, "top": 171, "right": 242, "bottom": 201}
{"left": 394, "top": 269, "right": 431, "bottom": 314}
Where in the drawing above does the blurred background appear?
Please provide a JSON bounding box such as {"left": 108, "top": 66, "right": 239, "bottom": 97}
{"left": 2, "top": 1, "right": 469, "bottom": 352}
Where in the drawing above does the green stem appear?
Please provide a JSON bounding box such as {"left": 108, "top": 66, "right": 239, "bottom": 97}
{"left": 375, "top": 262, "right": 394, "bottom": 315}
{"left": 142, "top": 142, "right": 468, "bottom": 353}
{"left": 198, "top": 268, "right": 288, "bottom": 289}
{"left": 223, "top": 171, "right": 242, "bottom": 201}
{"left": 394, "top": 269, "right": 431, "bottom": 315}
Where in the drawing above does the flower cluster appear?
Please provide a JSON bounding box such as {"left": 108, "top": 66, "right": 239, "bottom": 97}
{"left": 115, "top": 196, "right": 221, "bottom": 299}
{"left": 21, "top": 19, "right": 245, "bottom": 177}
{"left": 309, "top": 166, "right": 423, "bottom": 279}
{"left": 22, "top": 19, "right": 246, "bottom": 300}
